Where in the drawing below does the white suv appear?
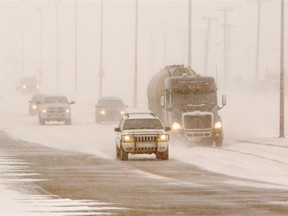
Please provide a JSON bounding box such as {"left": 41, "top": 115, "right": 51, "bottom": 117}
{"left": 114, "top": 113, "right": 170, "bottom": 161}
{"left": 38, "top": 95, "right": 75, "bottom": 125}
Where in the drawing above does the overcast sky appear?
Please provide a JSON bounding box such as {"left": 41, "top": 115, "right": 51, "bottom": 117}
{"left": 0, "top": 0, "right": 286, "bottom": 104}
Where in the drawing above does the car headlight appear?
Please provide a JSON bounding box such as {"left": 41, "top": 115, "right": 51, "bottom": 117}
{"left": 42, "top": 109, "right": 47, "bottom": 113}
{"left": 65, "top": 109, "right": 70, "bottom": 113}
{"left": 158, "top": 134, "right": 169, "bottom": 142}
{"left": 120, "top": 110, "right": 125, "bottom": 115}
{"left": 100, "top": 110, "right": 106, "bottom": 115}
{"left": 36, "top": 85, "right": 40, "bottom": 89}
{"left": 214, "top": 121, "right": 222, "bottom": 129}
{"left": 32, "top": 105, "right": 37, "bottom": 109}
{"left": 22, "top": 85, "right": 26, "bottom": 89}
{"left": 171, "top": 122, "right": 182, "bottom": 130}
{"left": 122, "top": 135, "right": 134, "bottom": 142}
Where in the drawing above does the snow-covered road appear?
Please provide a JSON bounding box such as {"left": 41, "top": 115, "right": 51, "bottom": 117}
{"left": 1, "top": 91, "right": 287, "bottom": 188}
{"left": 0, "top": 90, "right": 288, "bottom": 215}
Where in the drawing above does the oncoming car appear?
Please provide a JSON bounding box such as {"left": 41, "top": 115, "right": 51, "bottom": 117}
{"left": 28, "top": 93, "right": 46, "bottom": 115}
{"left": 95, "top": 97, "right": 127, "bottom": 123}
{"left": 114, "top": 113, "right": 170, "bottom": 161}
{"left": 38, "top": 95, "right": 75, "bottom": 125}
{"left": 16, "top": 76, "right": 40, "bottom": 94}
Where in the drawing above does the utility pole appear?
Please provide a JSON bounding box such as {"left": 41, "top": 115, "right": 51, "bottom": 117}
{"left": 98, "top": 0, "right": 104, "bottom": 98}
{"left": 162, "top": 22, "right": 167, "bottom": 66}
{"left": 74, "top": 0, "right": 78, "bottom": 92}
{"left": 36, "top": 4, "right": 44, "bottom": 83}
{"left": 21, "top": 0, "right": 25, "bottom": 77}
{"left": 279, "top": 0, "right": 285, "bottom": 138}
{"left": 133, "top": 0, "right": 138, "bottom": 108}
{"left": 55, "top": 0, "right": 60, "bottom": 90}
{"left": 248, "top": 0, "right": 270, "bottom": 82}
{"left": 203, "top": 16, "right": 217, "bottom": 75}
{"left": 227, "top": 23, "right": 235, "bottom": 83}
{"left": 255, "top": 0, "right": 261, "bottom": 81}
{"left": 188, "top": 0, "right": 192, "bottom": 67}
{"left": 218, "top": 7, "right": 233, "bottom": 85}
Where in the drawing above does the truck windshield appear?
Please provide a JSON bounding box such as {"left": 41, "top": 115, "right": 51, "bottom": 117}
{"left": 123, "top": 119, "right": 163, "bottom": 130}
{"left": 171, "top": 93, "right": 217, "bottom": 107}
{"left": 172, "top": 82, "right": 215, "bottom": 95}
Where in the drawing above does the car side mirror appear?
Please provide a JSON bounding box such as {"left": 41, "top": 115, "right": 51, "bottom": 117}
{"left": 160, "top": 96, "right": 165, "bottom": 107}
{"left": 70, "top": 101, "right": 75, "bottom": 104}
{"left": 222, "top": 95, "right": 227, "bottom": 106}
{"left": 218, "top": 95, "right": 226, "bottom": 110}
{"left": 164, "top": 127, "right": 171, "bottom": 131}
{"left": 114, "top": 127, "right": 121, "bottom": 132}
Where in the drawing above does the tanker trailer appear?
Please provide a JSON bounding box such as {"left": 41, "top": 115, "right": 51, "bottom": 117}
{"left": 147, "top": 65, "right": 226, "bottom": 147}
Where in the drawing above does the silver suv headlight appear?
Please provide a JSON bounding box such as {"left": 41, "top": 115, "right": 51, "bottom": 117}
{"left": 121, "top": 135, "right": 134, "bottom": 142}
{"left": 158, "top": 134, "right": 169, "bottom": 142}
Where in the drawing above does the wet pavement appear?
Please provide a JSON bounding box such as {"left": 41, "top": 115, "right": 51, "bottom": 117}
{"left": 1, "top": 131, "right": 288, "bottom": 216}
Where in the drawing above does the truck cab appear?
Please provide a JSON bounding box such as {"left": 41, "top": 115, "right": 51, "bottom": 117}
{"left": 162, "top": 75, "right": 226, "bottom": 147}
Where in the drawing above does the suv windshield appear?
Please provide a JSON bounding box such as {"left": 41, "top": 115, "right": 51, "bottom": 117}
{"left": 32, "top": 94, "right": 45, "bottom": 102}
{"left": 123, "top": 119, "right": 163, "bottom": 130}
{"left": 98, "top": 99, "right": 124, "bottom": 108}
{"left": 43, "top": 96, "right": 68, "bottom": 104}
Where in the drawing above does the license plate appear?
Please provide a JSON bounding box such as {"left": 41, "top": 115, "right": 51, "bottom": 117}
{"left": 193, "top": 137, "right": 202, "bottom": 142}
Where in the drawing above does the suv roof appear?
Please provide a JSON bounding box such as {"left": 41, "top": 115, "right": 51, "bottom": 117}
{"left": 96, "top": 97, "right": 125, "bottom": 107}
{"left": 98, "top": 97, "right": 122, "bottom": 101}
{"left": 123, "top": 112, "right": 158, "bottom": 120}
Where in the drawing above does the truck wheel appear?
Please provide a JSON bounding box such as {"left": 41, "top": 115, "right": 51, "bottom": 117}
{"left": 120, "top": 146, "right": 128, "bottom": 161}
{"left": 116, "top": 145, "right": 120, "bottom": 159}
{"left": 201, "top": 140, "right": 213, "bottom": 146}
{"left": 215, "top": 140, "right": 223, "bottom": 147}
{"left": 39, "top": 118, "right": 45, "bottom": 125}
{"left": 156, "top": 149, "right": 169, "bottom": 160}
{"left": 65, "top": 119, "right": 71, "bottom": 125}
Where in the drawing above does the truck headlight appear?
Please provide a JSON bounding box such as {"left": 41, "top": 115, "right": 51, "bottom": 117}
{"left": 42, "top": 109, "right": 47, "bottom": 113}
{"left": 22, "top": 85, "right": 26, "bottom": 89}
{"left": 32, "top": 105, "right": 37, "bottom": 109}
{"left": 172, "top": 122, "right": 182, "bottom": 130}
{"left": 65, "top": 109, "right": 70, "bottom": 113}
{"left": 120, "top": 110, "right": 125, "bottom": 115}
{"left": 100, "top": 110, "right": 106, "bottom": 115}
{"left": 158, "top": 134, "right": 169, "bottom": 142}
{"left": 214, "top": 121, "right": 222, "bottom": 129}
{"left": 122, "top": 135, "right": 134, "bottom": 142}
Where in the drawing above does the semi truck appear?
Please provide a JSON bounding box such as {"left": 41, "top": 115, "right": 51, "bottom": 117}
{"left": 147, "top": 65, "right": 226, "bottom": 147}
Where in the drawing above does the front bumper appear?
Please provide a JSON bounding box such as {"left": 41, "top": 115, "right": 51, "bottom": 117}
{"left": 40, "top": 113, "right": 71, "bottom": 121}
{"left": 122, "top": 141, "right": 168, "bottom": 154}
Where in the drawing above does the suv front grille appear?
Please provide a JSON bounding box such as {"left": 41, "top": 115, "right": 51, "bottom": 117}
{"left": 134, "top": 135, "right": 157, "bottom": 142}
{"left": 47, "top": 107, "right": 65, "bottom": 114}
